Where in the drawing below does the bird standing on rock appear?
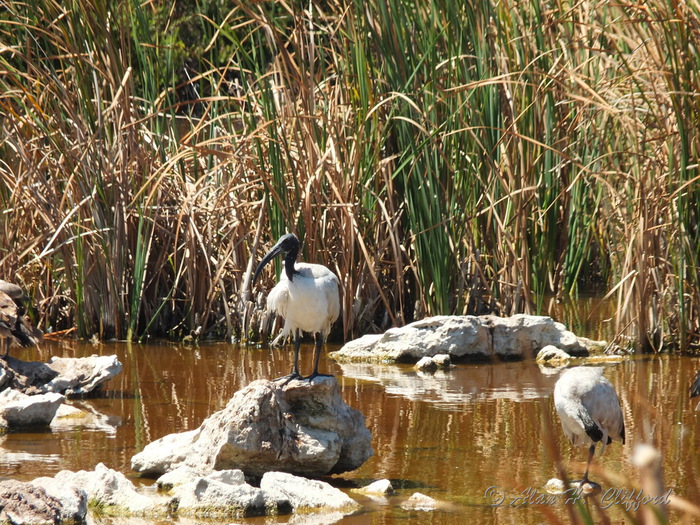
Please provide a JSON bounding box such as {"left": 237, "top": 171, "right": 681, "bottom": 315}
{"left": 0, "top": 279, "right": 43, "bottom": 359}
{"left": 252, "top": 233, "right": 340, "bottom": 382}
{"left": 554, "top": 366, "right": 625, "bottom": 491}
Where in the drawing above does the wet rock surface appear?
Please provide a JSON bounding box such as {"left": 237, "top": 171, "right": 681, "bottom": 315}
{"left": 131, "top": 376, "right": 373, "bottom": 479}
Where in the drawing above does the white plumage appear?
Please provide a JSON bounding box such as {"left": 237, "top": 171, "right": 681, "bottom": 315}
{"left": 554, "top": 366, "right": 625, "bottom": 485}
{"left": 252, "top": 233, "right": 340, "bottom": 380}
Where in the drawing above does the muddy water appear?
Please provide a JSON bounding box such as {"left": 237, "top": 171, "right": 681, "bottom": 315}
{"left": 2, "top": 339, "right": 700, "bottom": 524}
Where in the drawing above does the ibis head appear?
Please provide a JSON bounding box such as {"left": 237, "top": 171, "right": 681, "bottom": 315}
{"left": 252, "top": 233, "right": 300, "bottom": 286}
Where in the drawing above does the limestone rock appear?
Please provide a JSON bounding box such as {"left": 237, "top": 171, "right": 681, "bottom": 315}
{"left": 400, "top": 492, "right": 439, "bottom": 511}
{"left": 131, "top": 376, "right": 373, "bottom": 479}
{"left": 0, "top": 480, "right": 67, "bottom": 525}
{"left": 259, "top": 472, "right": 360, "bottom": 513}
{"left": 354, "top": 479, "right": 394, "bottom": 495}
{"left": 330, "top": 314, "right": 588, "bottom": 363}
{"left": 170, "top": 470, "right": 291, "bottom": 518}
{"left": 0, "top": 389, "right": 64, "bottom": 430}
{"left": 0, "top": 354, "right": 121, "bottom": 395}
{"left": 55, "top": 463, "right": 168, "bottom": 517}
{"left": 415, "top": 356, "right": 438, "bottom": 372}
{"left": 536, "top": 345, "right": 572, "bottom": 366}
{"left": 31, "top": 476, "right": 88, "bottom": 523}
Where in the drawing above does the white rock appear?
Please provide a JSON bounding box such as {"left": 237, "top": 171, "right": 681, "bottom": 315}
{"left": 55, "top": 463, "right": 168, "bottom": 516}
{"left": 260, "top": 472, "right": 360, "bottom": 512}
{"left": 400, "top": 492, "right": 438, "bottom": 511}
{"left": 355, "top": 479, "right": 393, "bottom": 495}
{"left": 172, "top": 470, "right": 290, "bottom": 518}
{"left": 31, "top": 476, "right": 88, "bottom": 522}
{"left": 42, "top": 354, "right": 122, "bottom": 395}
{"left": 131, "top": 377, "right": 372, "bottom": 479}
{"left": 0, "top": 389, "right": 64, "bottom": 429}
{"left": 331, "top": 314, "right": 588, "bottom": 363}
{"left": 156, "top": 465, "right": 210, "bottom": 490}
{"left": 432, "top": 354, "right": 452, "bottom": 368}
{"left": 415, "top": 356, "right": 438, "bottom": 372}
{"left": 536, "top": 345, "right": 571, "bottom": 366}
{"left": 544, "top": 478, "right": 566, "bottom": 494}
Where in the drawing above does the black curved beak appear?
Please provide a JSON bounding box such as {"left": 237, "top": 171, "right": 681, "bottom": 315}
{"left": 252, "top": 242, "right": 285, "bottom": 286}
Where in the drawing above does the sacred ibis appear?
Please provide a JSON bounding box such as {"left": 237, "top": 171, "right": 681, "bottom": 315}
{"left": 554, "top": 366, "right": 625, "bottom": 488}
{"left": 0, "top": 280, "right": 43, "bottom": 358}
{"left": 252, "top": 233, "right": 340, "bottom": 381}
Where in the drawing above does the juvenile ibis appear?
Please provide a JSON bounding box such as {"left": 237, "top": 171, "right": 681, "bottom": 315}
{"left": 252, "top": 233, "right": 340, "bottom": 381}
{"left": 554, "top": 366, "right": 625, "bottom": 489}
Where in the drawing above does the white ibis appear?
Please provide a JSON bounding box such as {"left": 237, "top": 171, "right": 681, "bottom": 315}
{"left": 554, "top": 366, "right": 625, "bottom": 489}
{"left": 0, "top": 280, "right": 43, "bottom": 358}
{"left": 252, "top": 233, "right": 340, "bottom": 381}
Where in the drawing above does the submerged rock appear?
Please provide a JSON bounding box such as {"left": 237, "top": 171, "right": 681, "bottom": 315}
{"left": 0, "top": 354, "right": 122, "bottom": 396}
{"left": 131, "top": 376, "right": 373, "bottom": 479}
{"left": 330, "top": 314, "right": 589, "bottom": 363}
{"left": 400, "top": 492, "right": 439, "bottom": 511}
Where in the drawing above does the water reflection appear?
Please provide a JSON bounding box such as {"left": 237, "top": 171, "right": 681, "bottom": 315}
{"left": 1, "top": 341, "right": 699, "bottom": 524}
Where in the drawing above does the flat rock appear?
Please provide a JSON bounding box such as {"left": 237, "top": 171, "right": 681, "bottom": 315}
{"left": 0, "top": 389, "right": 64, "bottom": 430}
{"left": 354, "top": 479, "right": 394, "bottom": 495}
{"left": 259, "top": 472, "right": 360, "bottom": 513}
{"left": 171, "top": 470, "right": 291, "bottom": 518}
{"left": 330, "top": 314, "right": 589, "bottom": 363}
{"left": 131, "top": 376, "right": 373, "bottom": 479}
{"left": 0, "top": 354, "right": 122, "bottom": 395}
{"left": 55, "top": 463, "right": 168, "bottom": 517}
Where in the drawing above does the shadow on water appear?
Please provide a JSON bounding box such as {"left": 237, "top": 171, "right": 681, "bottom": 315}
{"left": 2, "top": 337, "right": 700, "bottom": 523}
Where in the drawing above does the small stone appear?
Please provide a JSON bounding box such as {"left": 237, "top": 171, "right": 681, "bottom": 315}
{"left": 544, "top": 478, "right": 565, "bottom": 494}
{"left": 355, "top": 479, "right": 394, "bottom": 495}
{"left": 432, "top": 354, "right": 452, "bottom": 368}
{"left": 400, "top": 492, "right": 438, "bottom": 511}
{"left": 536, "top": 345, "right": 571, "bottom": 366}
{"left": 0, "top": 389, "right": 64, "bottom": 430}
{"left": 415, "top": 356, "right": 438, "bottom": 372}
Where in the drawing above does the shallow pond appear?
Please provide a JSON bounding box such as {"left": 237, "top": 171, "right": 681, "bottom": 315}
{"left": 2, "top": 338, "right": 700, "bottom": 524}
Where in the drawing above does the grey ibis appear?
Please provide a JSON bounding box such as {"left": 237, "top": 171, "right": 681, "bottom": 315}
{"left": 252, "top": 233, "right": 340, "bottom": 381}
{"left": 554, "top": 366, "right": 625, "bottom": 489}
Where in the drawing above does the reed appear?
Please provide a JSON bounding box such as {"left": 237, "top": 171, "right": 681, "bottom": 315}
{"left": 1, "top": 0, "right": 699, "bottom": 351}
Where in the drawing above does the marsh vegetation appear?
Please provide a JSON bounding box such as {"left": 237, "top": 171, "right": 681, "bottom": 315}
{"left": 1, "top": 0, "right": 699, "bottom": 351}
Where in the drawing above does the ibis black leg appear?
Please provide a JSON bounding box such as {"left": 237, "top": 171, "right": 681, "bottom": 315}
{"left": 581, "top": 444, "right": 596, "bottom": 484}
{"left": 274, "top": 333, "right": 302, "bottom": 384}
{"left": 305, "top": 332, "right": 333, "bottom": 381}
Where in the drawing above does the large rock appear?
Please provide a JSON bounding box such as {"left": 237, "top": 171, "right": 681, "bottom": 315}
{"left": 0, "top": 354, "right": 122, "bottom": 395}
{"left": 0, "top": 389, "right": 64, "bottom": 430}
{"left": 330, "top": 314, "right": 588, "bottom": 363}
{"left": 131, "top": 376, "right": 373, "bottom": 479}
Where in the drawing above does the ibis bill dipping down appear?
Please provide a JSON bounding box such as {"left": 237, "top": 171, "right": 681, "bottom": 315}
{"left": 252, "top": 233, "right": 340, "bottom": 381}
{"left": 554, "top": 366, "right": 626, "bottom": 487}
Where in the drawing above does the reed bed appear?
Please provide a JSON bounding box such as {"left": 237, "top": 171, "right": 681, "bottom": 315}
{"left": 0, "top": 0, "right": 698, "bottom": 351}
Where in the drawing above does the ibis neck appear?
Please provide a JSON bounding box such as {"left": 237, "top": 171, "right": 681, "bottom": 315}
{"left": 284, "top": 249, "right": 299, "bottom": 281}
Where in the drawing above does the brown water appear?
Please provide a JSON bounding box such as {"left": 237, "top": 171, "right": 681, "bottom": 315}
{"left": 2, "top": 338, "right": 700, "bottom": 524}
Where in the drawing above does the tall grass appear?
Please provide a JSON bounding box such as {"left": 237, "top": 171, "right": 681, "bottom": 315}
{"left": 0, "top": 0, "right": 698, "bottom": 351}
